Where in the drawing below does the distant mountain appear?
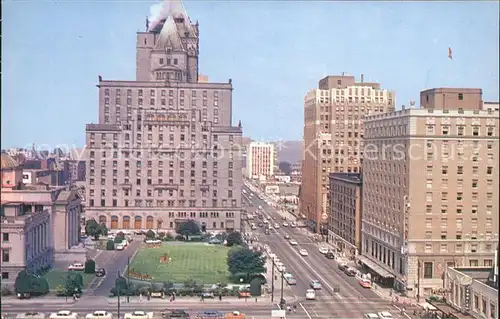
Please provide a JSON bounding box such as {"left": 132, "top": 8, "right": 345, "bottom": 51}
{"left": 275, "top": 140, "right": 302, "bottom": 165}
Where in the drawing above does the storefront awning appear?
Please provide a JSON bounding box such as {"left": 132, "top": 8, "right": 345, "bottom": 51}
{"left": 356, "top": 255, "right": 395, "bottom": 279}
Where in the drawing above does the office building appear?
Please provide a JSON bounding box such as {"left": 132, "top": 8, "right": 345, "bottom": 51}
{"left": 85, "top": 0, "right": 243, "bottom": 232}
{"left": 328, "top": 172, "right": 363, "bottom": 258}
{"left": 300, "top": 74, "right": 395, "bottom": 232}
{"left": 359, "top": 88, "right": 499, "bottom": 298}
{"left": 245, "top": 142, "right": 275, "bottom": 180}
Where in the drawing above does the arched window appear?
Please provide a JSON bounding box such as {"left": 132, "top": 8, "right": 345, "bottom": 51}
{"left": 134, "top": 216, "right": 142, "bottom": 230}
{"left": 111, "top": 216, "right": 119, "bottom": 229}
{"left": 157, "top": 218, "right": 163, "bottom": 230}
{"left": 123, "top": 216, "right": 131, "bottom": 229}
{"left": 146, "top": 216, "right": 154, "bottom": 230}
{"left": 99, "top": 215, "right": 107, "bottom": 225}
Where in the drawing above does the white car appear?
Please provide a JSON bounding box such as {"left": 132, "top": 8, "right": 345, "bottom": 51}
{"left": 378, "top": 312, "right": 393, "bottom": 319}
{"left": 86, "top": 311, "right": 113, "bottom": 319}
{"left": 289, "top": 239, "right": 298, "bottom": 246}
{"left": 363, "top": 314, "right": 380, "bottom": 319}
{"left": 290, "top": 222, "right": 297, "bottom": 228}
{"left": 116, "top": 244, "right": 124, "bottom": 251}
{"left": 282, "top": 222, "right": 289, "bottom": 227}
{"left": 68, "top": 263, "right": 85, "bottom": 271}
{"left": 274, "top": 223, "right": 280, "bottom": 229}
{"left": 318, "top": 246, "right": 329, "bottom": 254}
{"left": 305, "top": 289, "right": 316, "bottom": 300}
{"left": 299, "top": 249, "right": 308, "bottom": 256}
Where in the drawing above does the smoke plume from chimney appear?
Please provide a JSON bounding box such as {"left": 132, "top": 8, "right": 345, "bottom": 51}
{"left": 148, "top": 1, "right": 167, "bottom": 31}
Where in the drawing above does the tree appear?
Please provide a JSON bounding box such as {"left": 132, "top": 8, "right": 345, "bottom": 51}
{"left": 65, "top": 271, "right": 84, "bottom": 295}
{"left": 226, "top": 231, "right": 243, "bottom": 247}
{"left": 85, "top": 219, "right": 108, "bottom": 240}
{"left": 176, "top": 220, "right": 201, "bottom": 240}
{"left": 14, "top": 270, "right": 49, "bottom": 296}
{"left": 250, "top": 277, "right": 262, "bottom": 296}
{"left": 84, "top": 259, "right": 96, "bottom": 274}
{"left": 106, "top": 240, "right": 115, "bottom": 250}
{"left": 227, "top": 247, "right": 266, "bottom": 283}
{"left": 114, "top": 232, "right": 125, "bottom": 243}
{"left": 145, "top": 230, "right": 156, "bottom": 239}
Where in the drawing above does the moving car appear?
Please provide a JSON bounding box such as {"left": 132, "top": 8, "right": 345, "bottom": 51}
{"left": 318, "top": 246, "right": 329, "bottom": 254}
{"left": 378, "top": 312, "right": 393, "bottom": 319}
{"left": 283, "top": 273, "right": 296, "bottom": 285}
{"left": 309, "top": 280, "right": 322, "bottom": 290}
{"left": 283, "top": 234, "right": 290, "bottom": 240}
{"left": 116, "top": 244, "right": 125, "bottom": 251}
{"left": 338, "top": 263, "right": 349, "bottom": 271}
{"left": 282, "top": 222, "right": 289, "bottom": 227}
{"left": 363, "top": 314, "right": 380, "bottom": 319}
{"left": 325, "top": 252, "right": 335, "bottom": 259}
{"left": 85, "top": 311, "right": 113, "bottom": 319}
{"left": 96, "top": 268, "right": 106, "bottom": 277}
{"left": 344, "top": 267, "right": 357, "bottom": 276}
{"left": 359, "top": 278, "right": 372, "bottom": 288}
{"left": 273, "top": 223, "right": 280, "bottom": 229}
{"left": 305, "top": 289, "right": 316, "bottom": 300}
{"left": 289, "top": 239, "right": 298, "bottom": 246}
{"left": 68, "top": 263, "right": 85, "bottom": 271}
{"left": 290, "top": 222, "right": 297, "bottom": 228}
{"left": 299, "top": 249, "right": 308, "bottom": 256}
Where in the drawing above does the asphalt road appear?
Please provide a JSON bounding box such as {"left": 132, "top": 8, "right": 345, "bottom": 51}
{"left": 87, "top": 241, "right": 142, "bottom": 296}
{"left": 242, "top": 183, "right": 401, "bottom": 318}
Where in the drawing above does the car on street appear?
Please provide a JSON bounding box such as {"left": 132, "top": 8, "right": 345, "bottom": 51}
{"left": 85, "top": 311, "right": 113, "bottom": 319}
{"left": 363, "top": 314, "right": 380, "bottom": 319}
{"left": 318, "top": 246, "right": 329, "bottom": 254}
{"left": 273, "top": 223, "right": 280, "bottom": 229}
{"left": 116, "top": 244, "right": 125, "bottom": 251}
{"left": 299, "top": 249, "right": 308, "bottom": 256}
{"left": 282, "top": 222, "right": 289, "bottom": 227}
{"left": 378, "top": 312, "right": 393, "bottom": 319}
{"left": 160, "top": 309, "right": 190, "bottom": 319}
{"left": 359, "top": 278, "right": 372, "bottom": 288}
{"left": 258, "top": 223, "right": 263, "bottom": 227}
{"left": 344, "top": 267, "right": 357, "bottom": 276}
{"left": 289, "top": 239, "right": 298, "bottom": 246}
{"left": 283, "top": 273, "right": 296, "bottom": 285}
{"left": 68, "top": 263, "right": 85, "bottom": 271}
{"left": 309, "top": 280, "right": 322, "bottom": 290}
{"left": 284, "top": 234, "right": 290, "bottom": 240}
{"left": 290, "top": 222, "right": 297, "bottom": 228}
{"left": 338, "top": 263, "right": 349, "bottom": 271}
{"left": 305, "top": 289, "right": 316, "bottom": 300}
{"left": 325, "top": 252, "right": 335, "bottom": 259}
{"left": 96, "top": 268, "right": 106, "bottom": 277}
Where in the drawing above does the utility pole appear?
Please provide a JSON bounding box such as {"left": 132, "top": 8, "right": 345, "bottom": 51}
{"left": 280, "top": 271, "right": 284, "bottom": 301}
{"left": 271, "top": 258, "right": 275, "bottom": 302}
{"left": 127, "top": 256, "right": 131, "bottom": 303}
{"left": 116, "top": 273, "right": 121, "bottom": 319}
{"left": 417, "top": 260, "right": 421, "bottom": 303}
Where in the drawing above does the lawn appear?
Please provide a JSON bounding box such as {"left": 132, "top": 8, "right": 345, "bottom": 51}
{"left": 43, "top": 269, "right": 95, "bottom": 290}
{"left": 128, "top": 243, "right": 230, "bottom": 284}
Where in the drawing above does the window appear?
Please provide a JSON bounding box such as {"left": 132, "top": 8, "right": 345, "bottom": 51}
{"left": 2, "top": 233, "right": 9, "bottom": 242}
{"left": 159, "top": 58, "right": 164, "bottom": 64}
{"left": 1, "top": 272, "right": 8, "bottom": 279}
{"left": 423, "top": 262, "right": 433, "bottom": 278}
{"left": 2, "top": 249, "right": 10, "bottom": 262}
{"left": 457, "top": 166, "right": 463, "bottom": 174}
{"left": 486, "top": 167, "right": 493, "bottom": 174}
{"left": 458, "top": 93, "right": 463, "bottom": 100}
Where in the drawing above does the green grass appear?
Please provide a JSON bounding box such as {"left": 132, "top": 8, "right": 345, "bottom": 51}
{"left": 128, "top": 243, "right": 230, "bottom": 284}
{"left": 43, "top": 269, "right": 95, "bottom": 290}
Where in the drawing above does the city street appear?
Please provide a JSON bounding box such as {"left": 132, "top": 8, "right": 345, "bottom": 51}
{"left": 242, "top": 183, "right": 402, "bottom": 318}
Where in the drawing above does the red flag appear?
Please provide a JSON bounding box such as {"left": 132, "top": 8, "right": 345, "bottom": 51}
{"left": 448, "top": 47, "right": 453, "bottom": 60}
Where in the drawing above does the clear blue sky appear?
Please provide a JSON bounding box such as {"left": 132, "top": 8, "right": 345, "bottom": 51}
{"left": 2, "top": 1, "right": 499, "bottom": 149}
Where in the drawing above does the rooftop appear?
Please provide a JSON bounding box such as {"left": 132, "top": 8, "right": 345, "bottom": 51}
{"left": 330, "top": 172, "right": 362, "bottom": 184}
{"left": 1, "top": 153, "right": 19, "bottom": 170}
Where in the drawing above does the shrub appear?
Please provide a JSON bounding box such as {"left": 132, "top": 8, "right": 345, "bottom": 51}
{"left": 84, "top": 259, "right": 96, "bottom": 274}
{"left": 145, "top": 230, "right": 156, "bottom": 239}
{"left": 55, "top": 285, "right": 67, "bottom": 296}
{"left": 1, "top": 285, "right": 12, "bottom": 296}
{"left": 175, "top": 234, "right": 185, "bottom": 241}
{"left": 106, "top": 240, "right": 115, "bottom": 250}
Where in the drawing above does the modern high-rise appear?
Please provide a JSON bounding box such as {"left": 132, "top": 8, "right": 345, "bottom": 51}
{"left": 84, "top": 0, "right": 243, "bottom": 233}
{"left": 359, "top": 88, "right": 499, "bottom": 299}
{"left": 300, "top": 74, "right": 395, "bottom": 232}
{"left": 245, "top": 142, "right": 275, "bottom": 180}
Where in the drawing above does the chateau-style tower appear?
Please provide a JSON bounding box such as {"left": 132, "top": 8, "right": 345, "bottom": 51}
{"left": 136, "top": 0, "right": 199, "bottom": 83}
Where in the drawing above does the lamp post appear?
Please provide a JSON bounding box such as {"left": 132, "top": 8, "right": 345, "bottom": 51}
{"left": 401, "top": 195, "right": 410, "bottom": 294}
{"left": 280, "top": 266, "right": 286, "bottom": 305}
{"left": 115, "top": 272, "right": 121, "bottom": 319}
{"left": 127, "top": 256, "right": 130, "bottom": 303}
{"left": 271, "top": 258, "right": 275, "bottom": 303}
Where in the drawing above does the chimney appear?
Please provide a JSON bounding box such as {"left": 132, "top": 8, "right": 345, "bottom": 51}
{"left": 361, "top": 74, "right": 364, "bottom": 83}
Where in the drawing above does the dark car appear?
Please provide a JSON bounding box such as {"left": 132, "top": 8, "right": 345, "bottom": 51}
{"left": 338, "top": 263, "right": 348, "bottom": 271}
{"left": 325, "top": 252, "right": 335, "bottom": 259}
{"left": 96, "top": 268, "right": 106, "bottom": 277}
{"left": 161, "top": 309, "right": 190, "bottom": 318}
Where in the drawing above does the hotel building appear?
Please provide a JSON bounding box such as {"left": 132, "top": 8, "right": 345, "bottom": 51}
{"left": 300, "top": 74, "right": 395, "bottom": 232}
{"left": 245, "top": 142, "right": 275, "bottom": 180}
{"left": 359, "top": 88, "right": 499, "bottom": 298}
{"left": 85, "top": 0, "right": 243, "bottom": 233}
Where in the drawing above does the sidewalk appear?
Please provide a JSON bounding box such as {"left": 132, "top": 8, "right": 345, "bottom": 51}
{"left": 2, "top": 296, "right": 77, "bottom": 305}
{"left": 105, "top": 296, "right": 273, "bottom": 305}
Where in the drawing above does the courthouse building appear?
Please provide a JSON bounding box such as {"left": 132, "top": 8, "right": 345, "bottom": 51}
{"left": 85, "top": 0, "right": 243, "bottom": 232}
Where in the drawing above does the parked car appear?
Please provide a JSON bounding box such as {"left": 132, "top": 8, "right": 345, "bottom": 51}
{"left": 338, "top": 263, "right": 349, "bottom": 271}
{"left": 68, "top": 263, "right": 85, "bottom": 271}
{"left": 289, "top": 239, "right": 298, "bottom": 246}
{"left": 318, "top": 246, "right": 329, "bottom": 254}
{"left": 284, "top": 234, "right": 290, "bottom": 240}
{"left": 378, "top": 312, "right": 393, "bottom": 319}
{"left": 359, "top": 278, "right": 372, "bottom": 288}
{"left": 325, "top": 252, "right": 335, "bottom": 259}
{"left": 344, "top": 267, "right": 357, "bottom": 276}
{"left": 282, "top": 222, "right": 289, "bottom": 227}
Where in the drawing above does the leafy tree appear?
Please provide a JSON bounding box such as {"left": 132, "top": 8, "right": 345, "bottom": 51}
{"left": 84, "top": 259, "right": 96, "bottom": 274}
{"left": 14, "top": 270, "right": 31, "bottom": 294}
{"left": 250, "top": 277, "right": 262, "bottom": 296}
{"left": 227, "top": 247, "right": 266, "bottom": 282}
{"left": 106, "top": 240, "right": 115, "bottom": 250}
{"left": 162, "top": 281, "right": 174, "bottom": 293}
{"left": 145, "top": 230, "right": 156, "bottom": 239}
{"left": 85, "top": 219, "right": 108, "bottom": 240}
{"left": 14, "top": 270, "right": 49, "bottom": 296}
{"left": 226, "top": 231, "right": 243, "bottom": 247}
{"left": 65, "top": 271, "right": 84, "bottom": 295}
{"left": 177, "top": 220, "right": 201, "bottom": 240}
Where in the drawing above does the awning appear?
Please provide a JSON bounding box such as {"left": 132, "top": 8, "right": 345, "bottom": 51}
{"left": 356, "top": 255, "right": 395, "bottom": 278}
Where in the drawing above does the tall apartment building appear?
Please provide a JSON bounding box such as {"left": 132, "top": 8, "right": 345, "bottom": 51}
{"left": 300, "top": 74, "right": 395, "bottom": 232}
{"left": 85, "top": 0, "right": 243, "bottom": 233}
{"left": 359, "top": 88, "right": 499, "bottom": 299}
{"left": 245, "top": 142, "right": 275, "bottom": 180}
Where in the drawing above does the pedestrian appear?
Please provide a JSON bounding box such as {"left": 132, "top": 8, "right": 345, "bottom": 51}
{"left": 172, "top": 292, "right": 176, "bottom": 301}
{"left": 201, "top": 293, "right": 204, "bottom": 302}
{"left": 293, "top": 304, "right": 297, "bottom": 312}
